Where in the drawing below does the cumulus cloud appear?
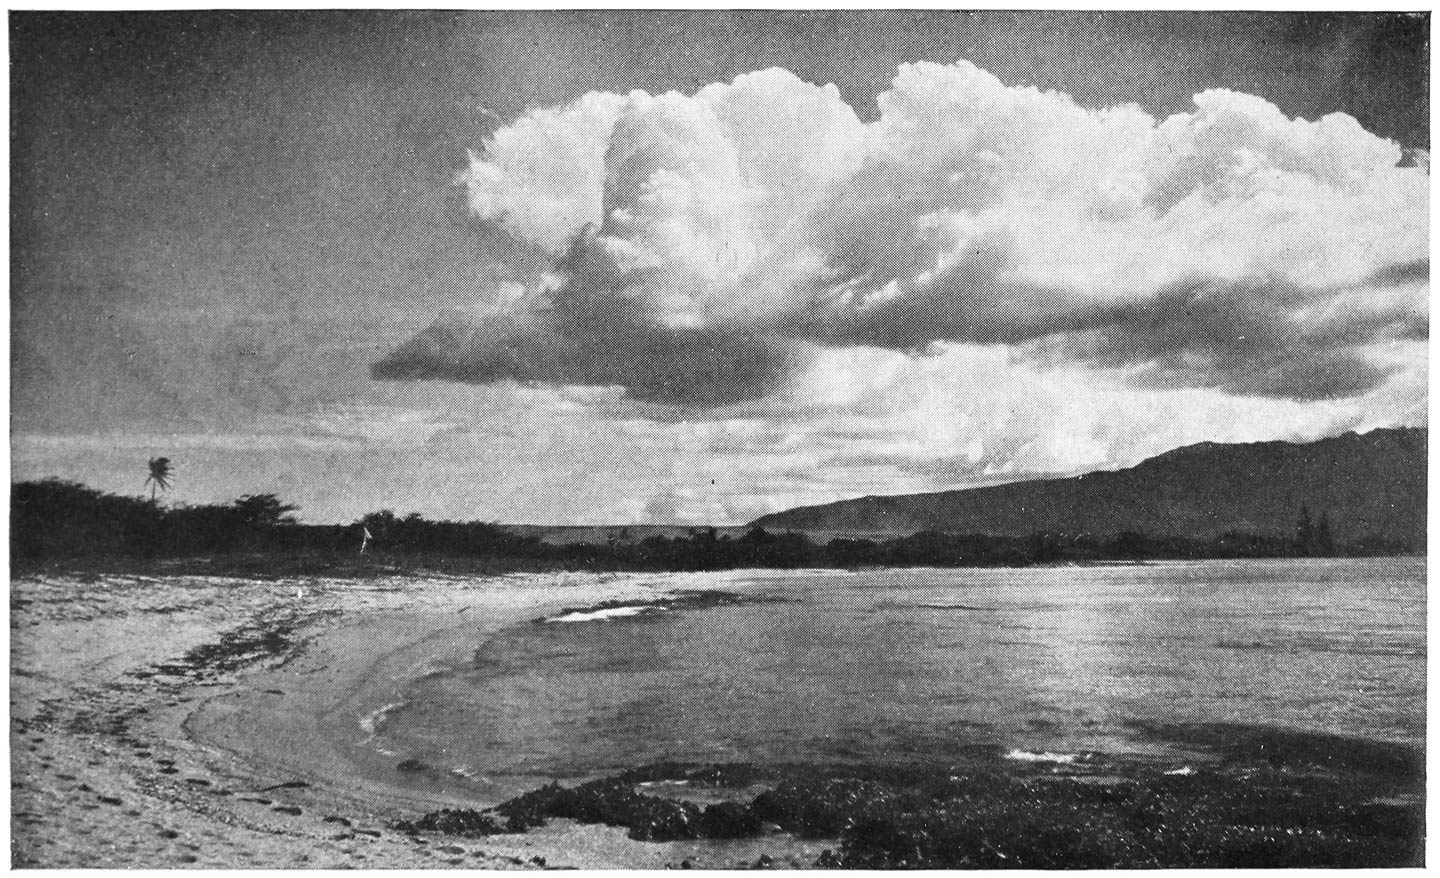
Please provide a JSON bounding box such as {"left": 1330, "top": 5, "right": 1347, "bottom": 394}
{"left": 374, "top": 61, "right": 1427, "bottom": 408}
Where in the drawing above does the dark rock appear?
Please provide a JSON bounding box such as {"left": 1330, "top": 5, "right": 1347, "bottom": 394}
{"left": 493, "top": 778, "right": 701, "bottom": 842}
{"left": 699, "top": 801, "right": 762, "bottom": 838}
{"left": 393, "top": 808, "right": 506, "bottom": 838}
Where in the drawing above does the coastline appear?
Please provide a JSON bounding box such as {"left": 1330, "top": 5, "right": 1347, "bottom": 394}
{"left": 10, "top": 567, "right": 1424, "bottom": 868}
{"left": 11, "top": 570, "right": 798, "bottom": 869}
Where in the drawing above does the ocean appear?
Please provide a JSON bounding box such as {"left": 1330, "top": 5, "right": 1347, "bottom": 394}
{"left": 351, "top": 558, "right": 1424, "bottom": 791}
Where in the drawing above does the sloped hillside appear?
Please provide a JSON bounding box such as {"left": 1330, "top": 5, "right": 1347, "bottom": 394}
{"left": 752, "top": 428, "right": 1426, "bottom": 549}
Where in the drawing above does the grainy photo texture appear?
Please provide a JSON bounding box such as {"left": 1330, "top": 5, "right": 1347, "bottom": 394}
{"left": 10, "top": 10, "right": 1427, "bottom": 869}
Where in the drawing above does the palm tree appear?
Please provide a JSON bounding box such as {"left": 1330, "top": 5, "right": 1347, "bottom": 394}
{"left": 145, "top": 457, "right": 172, "bottom": 504}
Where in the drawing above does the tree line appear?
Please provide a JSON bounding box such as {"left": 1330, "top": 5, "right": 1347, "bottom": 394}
{"left": 11, "top": 477, "right": 1415, "bottom": 571}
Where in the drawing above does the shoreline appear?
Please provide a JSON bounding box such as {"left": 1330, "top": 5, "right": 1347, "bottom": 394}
{"left": 12, "top": 570, "right": 798, "bottom": 868}
{"left": 10, "top": 569, "right": 1424, "bottom": 868}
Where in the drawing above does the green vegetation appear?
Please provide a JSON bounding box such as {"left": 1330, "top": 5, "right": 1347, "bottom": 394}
{"left": 11, "top": 477, "right": 1416, "bottom": 575}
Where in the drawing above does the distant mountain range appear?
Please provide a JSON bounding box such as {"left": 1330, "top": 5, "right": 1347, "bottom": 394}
{"left": 752, "top": 427, "right": 1427, "bottom": 549}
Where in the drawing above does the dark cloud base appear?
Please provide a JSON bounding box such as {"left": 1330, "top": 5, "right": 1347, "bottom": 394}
{"left": 375, "top": 261, "right": 1427, "bottom": 409}
{"left": 372, "top": 315, "right": 801, "bottom": 408}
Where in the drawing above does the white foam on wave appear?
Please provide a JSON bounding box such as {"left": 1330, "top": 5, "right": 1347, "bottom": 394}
{"left": 545, "top": 605, "right": 654, "bottom": 623}
{"left": 1005, "top": 748, "right": 1080, "bottom": 764}
{"left": 1164, "top": 766, "right": 1196, "bottom": 776}
{"left": 358, "top": 700, "right": 407, "bottom": 737}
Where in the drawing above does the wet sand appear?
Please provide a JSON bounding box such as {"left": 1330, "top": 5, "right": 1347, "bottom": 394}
{"left": 10, "top": 568, "right": 1422, "bottom": 869}
{"left": 10, "top": 570, "right": 812, "bottom": 869}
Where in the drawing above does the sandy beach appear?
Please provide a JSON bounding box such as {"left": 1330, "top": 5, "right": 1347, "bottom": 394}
{"left": 10, "top": 569, "right": 813, "bottom": 869}
{"left": 10, "top": 565, "right": 1424, "bottom": 869}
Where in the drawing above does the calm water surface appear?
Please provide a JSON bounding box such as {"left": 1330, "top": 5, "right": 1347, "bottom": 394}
{"left": 372, "top": 558, "right": 1424, "bottom": 780}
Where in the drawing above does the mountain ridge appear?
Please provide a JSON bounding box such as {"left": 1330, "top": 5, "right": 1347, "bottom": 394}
{"left": 751, "top": 427, "right": 1427, "bottom": 549}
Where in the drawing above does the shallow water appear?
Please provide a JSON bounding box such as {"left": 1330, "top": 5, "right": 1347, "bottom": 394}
{"left": 364, "top": 558, "right": 1424, "bottom": 783}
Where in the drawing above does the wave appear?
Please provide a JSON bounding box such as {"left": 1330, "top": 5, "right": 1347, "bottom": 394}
{"left": 536, "top": 589, "right": 770, "bottom": 624}
{"left": 1215, "top": 636, "right": 1424, "bottom": 658}
{"left": 545, "top": 605, "right": 656, "bottom": 623}
{"left": 1004, "top": 749, "right": 1083, "bottom": 764}
{"left": 357, "top": 700, "right": 407, "bottom": 737}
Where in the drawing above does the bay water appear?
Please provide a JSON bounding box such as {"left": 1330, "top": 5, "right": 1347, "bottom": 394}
{"left": 362, "top": 558, "right": 1424, "bottom": 784}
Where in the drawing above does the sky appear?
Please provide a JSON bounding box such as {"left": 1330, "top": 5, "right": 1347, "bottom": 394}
{"left": 10, "top": 11, "right": 1430, "bottom": 525}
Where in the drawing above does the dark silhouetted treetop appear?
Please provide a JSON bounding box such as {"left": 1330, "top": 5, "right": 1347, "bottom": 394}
{"left": 145, "top": 456, "right": 172, "bottom": 503}
{"left": 233, "top": 494, "right": 300, "bottom": 528}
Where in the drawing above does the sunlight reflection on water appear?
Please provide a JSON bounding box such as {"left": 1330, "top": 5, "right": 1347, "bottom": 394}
{"left": 372, "top": 558, "right": 1424, "bottom": 779}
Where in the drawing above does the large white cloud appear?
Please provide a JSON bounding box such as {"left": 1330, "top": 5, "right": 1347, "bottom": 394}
{"left": 377, "top": 60, "right": 1426, "bottom": 413}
